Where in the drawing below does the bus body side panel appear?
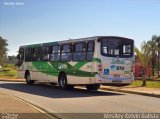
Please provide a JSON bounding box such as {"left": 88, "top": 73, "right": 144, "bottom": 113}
{"left": 18, "top": 70, "right": 25, "bottom": 79}
{"left": 67, "top": 75, "right": 96, "bottom": 84}
{"left": 31, "top": 61, "right": 58, "bottom": 82}
{"left": 18, "top": 62, "right": 25, "bottom": 79}
{"left": 66, "top": 61, "right": 97, "bottom": 84}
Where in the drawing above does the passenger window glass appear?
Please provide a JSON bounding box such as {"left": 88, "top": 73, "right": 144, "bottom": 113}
{"left": 50, "top": 54, "right": 60, "bottom": 61}
{"left": 87, "top": 41, "right": 94, "bottom": 52}
{"left": 61, "top": 44, "right": 72, "bottom": 61}
{"left": 75, "top": 42, "right": 86, "bottom": 52}
{"left": 87, "top": 41, "right": 94, "bottom": 61}
{"left": 33, "top": 47, "right": 41, "bottom": 61}
{"left": 42, "top": 46, "right": 49, "bottom": 54}
{"left": 73, "top": 52, "right": 86, "bottom": 61}
{"left": 73, "top": 42, "right": 86, "bottom": 61}
{"left": 52, "top": 46, "right": 60, "bottom": 53}
{"left": 50, "top": 45, "right": 60, "bottom": 61}
{"left": 123, "top": 45, "right": 131, "bottom": 55}
{"left": 41, "top": 46, "right": 50, "bottom": 61}
{"left": 101, "top": 38, "right": 133, "bottom": 58}
{"left": 102, "top": 47, "right": 107, "bottom": 54}
{"left": 62, "top": 44, "right": 72, "bottom": 53}
{"left": 25, "top": 48, "right": 32, "bottom": 62}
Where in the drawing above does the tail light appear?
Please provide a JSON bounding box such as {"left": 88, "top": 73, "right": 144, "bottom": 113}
{"left": 98, "top": 63, "right": 102, "bottom": 73}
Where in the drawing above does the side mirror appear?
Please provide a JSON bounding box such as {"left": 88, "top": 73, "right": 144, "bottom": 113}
{"left": 97, "top": 38, "right": 101, "bottom": 42}
{"left": 15, "top": 54, "right": 20, "bottom": 67}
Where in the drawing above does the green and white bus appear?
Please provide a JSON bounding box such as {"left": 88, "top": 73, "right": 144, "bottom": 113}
{"left": 18, "top": 36, "right": 134, "bottom": 90}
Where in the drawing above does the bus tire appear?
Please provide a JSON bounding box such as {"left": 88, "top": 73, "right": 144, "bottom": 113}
{"left": 86, "top": 84, "right": 100, "bottom": 91}
{"left": 66, "top": 85, "right": 74, "bottom": 90}
{"left": 50, "top": 83, "right": 56, "bottom": 85}
{"left": 59, "top": 73, "right": 74, "bottom": 90}
{"left": 25, "top": 71, "right": 34, "bottom": 85}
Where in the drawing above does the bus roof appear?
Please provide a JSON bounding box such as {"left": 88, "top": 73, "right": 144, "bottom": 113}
{"left": 19, "top": 36, "right": 133, "bottom": 49}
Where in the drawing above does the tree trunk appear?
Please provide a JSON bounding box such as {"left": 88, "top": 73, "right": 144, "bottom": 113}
{"left": 142, "top": 69, "right": 146, "bottom": 86}
{"left": 152, "top": 57, "right": 155, "bottom": 77}
{"left": 158, "top": 37, "right": 160, "bottom": 78}
{"left": 142, "top": 77, "right": 146, "bottom": 86}
{"left": 158, "top": 51, "right": 160, "bottom": 77}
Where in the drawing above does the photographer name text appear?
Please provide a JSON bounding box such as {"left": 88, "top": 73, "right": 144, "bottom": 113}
{"left": 4, "top": 2, "right": 24, "bottom": 6}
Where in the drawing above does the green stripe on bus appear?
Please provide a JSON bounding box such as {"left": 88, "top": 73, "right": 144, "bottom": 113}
{"left": 73, "top": 58, "right": 101, "bottom": 69}
{"left": 32, "top": 58, "right": 100, "bottom": 77}
{"left": 92, "top": 58, "right": 101, "bottom": 63}
{"left": 73, "top": 62, "right": 87, "bottom": 69}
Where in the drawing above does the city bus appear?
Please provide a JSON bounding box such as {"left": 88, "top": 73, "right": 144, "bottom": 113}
{"left": 17, "top": 36, "right": 134, "bottom": 90}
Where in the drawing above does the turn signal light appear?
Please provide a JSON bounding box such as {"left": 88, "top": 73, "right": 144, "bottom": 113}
{"left": 98, "top": 64, "right": 102, "bottom": 73}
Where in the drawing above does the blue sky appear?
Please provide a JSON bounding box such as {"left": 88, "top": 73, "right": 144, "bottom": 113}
{"left": 0, "top": 0, "right": 160, "bottom": 56}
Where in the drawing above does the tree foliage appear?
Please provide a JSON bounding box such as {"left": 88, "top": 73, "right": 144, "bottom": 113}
{"left": 0, "top": 36, "right": 8, "bottom": 65}
{"left": 135, "top": 35, "right": 160, "bottom": 86}
{"left": 134, "top": 41, "right": 151, "bottom": 86}
{"left": 146, "top": 35, "right": 160, "bottom": 76}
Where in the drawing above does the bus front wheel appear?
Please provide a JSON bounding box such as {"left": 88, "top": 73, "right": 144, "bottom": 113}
{"left": 59, "top": 73, "right": 74, "bottom": 90}
{"left": 86, "top": 84, "right": 100, "bottom": 91}
{"left": 25, "top": 72, "right": 35, "bottom": 85}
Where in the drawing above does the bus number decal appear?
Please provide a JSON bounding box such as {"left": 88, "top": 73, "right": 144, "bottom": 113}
{"left": 58, "top": 64, "right": 67, "bottom": 69}
{"left": 110, "top": 65, "right": 125, "bottom": 70}
{"left": 116, "top": 66, "right": 124, "bottom": 70}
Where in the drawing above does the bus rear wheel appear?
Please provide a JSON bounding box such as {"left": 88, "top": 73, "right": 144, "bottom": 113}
{"left": 25, "top": 72, "right": 35, "bottom": 85}
{"left": 86, "top": 84, "right": 100, "bottom": 91}
{"left": 59, "top": 73, "right": 74, "bottom": 90}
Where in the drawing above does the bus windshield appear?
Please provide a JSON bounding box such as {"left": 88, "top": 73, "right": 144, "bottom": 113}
{"left": 101, "top": 37, "right": 134, "bottom": 58}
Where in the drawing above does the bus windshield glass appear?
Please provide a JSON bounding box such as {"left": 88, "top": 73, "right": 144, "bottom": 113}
{"left": 101, "top": 37, "right": 133, "bottom": 58}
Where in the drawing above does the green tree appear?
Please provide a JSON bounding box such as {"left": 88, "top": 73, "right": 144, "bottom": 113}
{"left": 0, "top": 36, "right": 8, "bottom": 66}
{"left": 134, "top": 41, "right": 151, "bottom": 86}
{"left": 156, "top": 36, "right": 160, "bottom": 77}
{"left": 147, "top": 35, "right": 158, "bottom": 76}
{"left": 147, "top": 35, "right": 160, "bottom": 77}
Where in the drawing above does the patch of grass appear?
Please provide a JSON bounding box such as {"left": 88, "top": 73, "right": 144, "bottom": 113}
{"left": 130, "top": 80, "right": 160, "bottom": 88}
{"left": 0, "top": 65, "right": 18, "bottom": 78}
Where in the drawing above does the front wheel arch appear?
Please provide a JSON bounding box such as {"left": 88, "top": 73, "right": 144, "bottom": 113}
{"left": 25, "top": 70, "right": 30, "bottom": 79}
{"left": 58, "top": 72, "right": 74, "bottom": 90}
{"left": 25, "top": 70, "right": 34, "bottom": 85}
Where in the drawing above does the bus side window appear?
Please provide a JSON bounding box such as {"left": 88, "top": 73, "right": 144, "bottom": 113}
{"left": 25, "top": 48, "right": 32, "bottom": 62}
{"left": 73, "top": 42, "right": 86, "bottom": 61}
{"left": 33, "top": 47, "right": 41, "bottom": 61}
{"left": 41, "top": 46, "right": 50, "bottom": 61}
{"left": 87, "top": 41, "right": 94, "bottom": 61}
{"left": 50, "top": 45, "right": 60, "bottom": 61}
{"left": 61, "top": 44, "right": 72, "bottom": 61}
